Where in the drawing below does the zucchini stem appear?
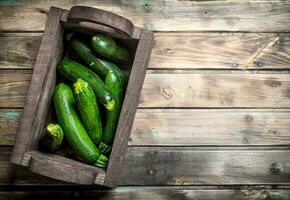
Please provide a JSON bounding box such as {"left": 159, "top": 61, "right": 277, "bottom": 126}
{"left": 99, "top": 142, "right": 112, "bottom": 154}
{"left": 40, "top": 123, "right": 64, "bottom": 153}
{"left": 73, "top": 78, "right": 88, "bottom": 94}
{"left": 105, "top": 100, "right": 115, "bottom": 111}
{"left": 95, "top": 154, "right": 108, "bottom": 168}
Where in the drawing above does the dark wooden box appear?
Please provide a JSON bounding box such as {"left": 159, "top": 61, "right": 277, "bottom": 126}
{"left": 10, "top": 6, "right": 153, "bottom": 187}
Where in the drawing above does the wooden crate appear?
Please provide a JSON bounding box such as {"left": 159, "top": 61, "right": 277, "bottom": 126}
{"left": 10, "top": 6, "right": 154, "bottom": 187}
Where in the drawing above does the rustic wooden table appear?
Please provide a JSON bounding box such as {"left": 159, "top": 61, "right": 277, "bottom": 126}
{"left": 1, "top": 0, "right": 290, "bottom": 199}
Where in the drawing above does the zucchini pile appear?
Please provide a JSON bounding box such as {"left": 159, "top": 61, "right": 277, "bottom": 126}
{"left": 40, "top": 32, "right": 130, "bottom": 168}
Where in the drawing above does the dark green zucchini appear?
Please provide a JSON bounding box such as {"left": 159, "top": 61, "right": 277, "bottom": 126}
{"left": 73, "top": 79, "right": 102, "bottom": 145}
{"left": 91, "top": 33, "right": 130, "bottom": 64}
{"left": 39, "top": 123, "right": 64, "bottom": 153}
{"left": 57, "top": 59, "right": 115, "bottom": 111}
{"left": 99, "top": 71, "right": 123, "bottom": 154}
{"left": 53, "top": 83, "right": 108, "bottom": 168}
{"left": 66, "top": 33, "right": 128, "bottom": 88}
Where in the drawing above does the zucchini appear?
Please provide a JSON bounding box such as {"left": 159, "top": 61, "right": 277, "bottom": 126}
{"left": 53, "top": 83, "right": 108, "bottom": 168}
{"left": 91, "top": 33, "right": 130, "bottom": 64}
{"left": 66, "top": 33, "right": 128, "bottom": 88}
{"left": 57, "top": 59, "right": 115, "bottom": 111}
{"left": 40, "top": 123, "right": 64, "bottom": 153}
{"left": 73, "top": 79, "right": 102, "bottom": 145}
{"left": 99, "top": 71, "right": 123, "bottom": 154}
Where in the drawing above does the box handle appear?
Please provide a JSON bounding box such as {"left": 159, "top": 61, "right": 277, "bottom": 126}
{"left": 67, "top": 6, "right": 134, "bottom": 38}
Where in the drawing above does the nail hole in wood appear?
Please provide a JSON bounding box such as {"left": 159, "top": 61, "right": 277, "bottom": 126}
{"left": 253, "top": 61, "right": 263, "bottom": 67}
{"left": 271, "top": 163, "right": 283, "bottom": 174}
{"left": 268, "top": 129, "right": 277, "bottom": 135}
{"left": 265, "top": 80, "right": 281, "bottom": 88}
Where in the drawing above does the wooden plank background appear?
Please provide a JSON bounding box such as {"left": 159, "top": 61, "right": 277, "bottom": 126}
{"left": 1, "top": 186, "right": 290, "bottom": 200}
{"left": 1, "top": 147, "right": 290, "bottom": 185}
{"left": 1, "top": 32, "right": 290, "bottom": 70}
{"left": 1, "top": 0, "right": 290, "bottom": 32}
{"left": 1, "top": 0, "right": 290, "bottom": 199}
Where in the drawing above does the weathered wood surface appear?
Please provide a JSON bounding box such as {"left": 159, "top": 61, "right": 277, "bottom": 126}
{"left": 0, "top": 109, "right": 20, "bottom": 145}
{"left": 1, "top": 0, "right": 290, "bottom": 195}
{"left": 152, "top": 33, "right": 290, "bottom": 70}
{"left": 122, "top": 147, "right": 290, "bottom": 185}
{"left": 0, "top": 187, "right": 290, "bottom": 200}
{"left": 131, "top": 109, "right": 290, "bottom": 146}
{"left": 0, "top": 33, "right": 41, "bottom": 69}
{"left": 3, "top": 147, "right": 290, "bottom": 185}
{"left": 1, "top": 0, "right": 290, "bottom": 32}
{"left": 1, "top": 33, "right": 290, "bottom": 70}
{"left": 140, "top": 73, "right": 290, "bottom": 108}
{"left": 3, "top": 109, "right": 290, "bottom": 146}
{"left": 3, "top": 71, "right": 290, "bottom": 108}
{"left": 0, "top": 70, "right": 31, "bottom": 108}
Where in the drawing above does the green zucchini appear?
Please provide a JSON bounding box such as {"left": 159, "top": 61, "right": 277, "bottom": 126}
{"left": 91, "top": 33, "right": 130, "bottom": 64}
{"left": 73, "top": 79, "right": 102, "bottom": 145}
{"left": 40, "top": 123, "right": 64, "bottom": 153}
{"left": 66, "top": 33, "right": 128, "bottom": 87}
{"left": 57, "top": 59, "right": 115, "bottom": 111}
{"left": 53, "top": 83, "right": 108, "bottom": 168}
{"left": 99, "top": 71, "right": 123, "bottom": 154}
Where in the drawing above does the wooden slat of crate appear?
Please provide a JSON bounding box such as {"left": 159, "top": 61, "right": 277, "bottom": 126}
{"left": 1, "top": 32, "right": 290, "bottom": 70}
{"left": 2, "top": 108, "right": 290, "bottom": 146}
{"left": 1, "top": 0, "right": 290, "bottom": 32}
{"left": 2, "top": 147, "right": 290, "bottom": 185}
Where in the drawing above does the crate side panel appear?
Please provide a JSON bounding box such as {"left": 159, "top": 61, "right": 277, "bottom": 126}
{"left": 104, "top": 29, "right": 154, "bottom": 187}
{"left": 10, "top": 7, "right": 63, "bottom": 166}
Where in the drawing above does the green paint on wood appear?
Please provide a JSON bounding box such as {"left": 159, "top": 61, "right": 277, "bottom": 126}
{"left": 0, "top": 0, "right": 24, "bottom": 6}
{"left": 0, "top": 110, "right": 22, "bottom": 119}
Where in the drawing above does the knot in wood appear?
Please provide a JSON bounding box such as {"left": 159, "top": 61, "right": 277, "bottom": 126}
{"left": 253, "top": 61, "right": 263, "bottom": 67}
{"left": 231, "top": 63, "right": 239, "bottom": 68}
{"left": 268, "top": 129, "right": 277, "bottom": 135}
{"left": 142, "top": 1, "right": 151, "bottom": 10}
{"left": 128, "top": 137, "right": 133, "bottom": 145}
{"left": 151, "top": 127, "right": 158, "bottom": 135}
{"left": 243, "top": 137, "right": 250, "bottom": 143}
{"left": 271, "top": 163, "right": 283, "bottom": 174}
{"left": 143, "top": 23, "right": 153, "bottom": 30}
{"left": 148, "top": 169, "right": 155, "bottom": 175}
{"left": 160, "top": 85, "right": 173, "bottom": 99}
{"left": 162, "top": 48, "right": 173, "bottom": 55}
{"left": 265, "top": 80, "right": 281, "bottom": 88}
{"left": 244, "top": 114, "right": 253, "bottom": 123}
{"left": 283, "top": 88, "right": 290, "bottom": 97}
